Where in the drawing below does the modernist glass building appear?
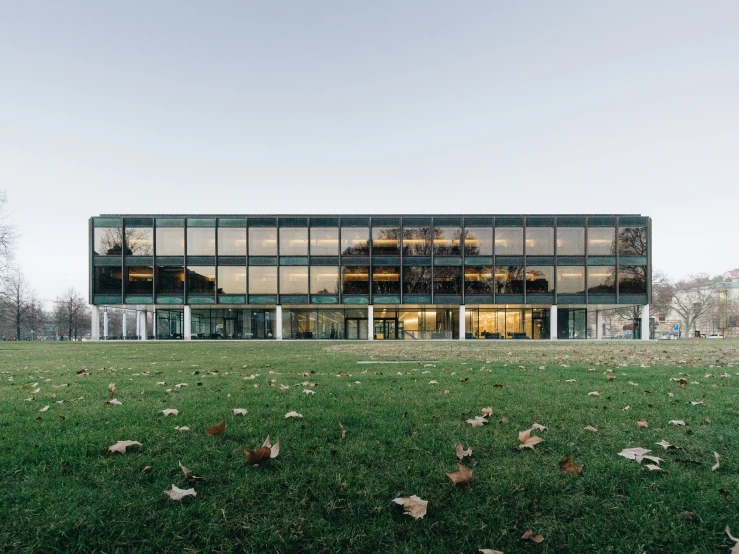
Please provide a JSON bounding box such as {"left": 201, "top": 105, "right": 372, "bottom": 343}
{"left": 89, "top": 214, "right": 651, "bottom": 341}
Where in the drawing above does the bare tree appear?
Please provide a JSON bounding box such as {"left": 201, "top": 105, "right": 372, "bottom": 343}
{"left": 670, "top": 274, "right": 718, "bottom": 337}
{"left": 651, "top": 270, "right": 674, "bottom": 321}
{"left": 0, "top": 192, "right": 18, "bottom": 274}
{"left": 0, "top": 268, "right": 36, "bottom": 340}
{"left": 54, "top": 288, "right": 89, "bottom": 340}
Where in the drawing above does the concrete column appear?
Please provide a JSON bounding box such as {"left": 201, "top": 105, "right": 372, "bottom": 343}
{"left": 368, "top": 305, "right": 374, "bottom": 341}
{"left": 183, "top": 306, "right": 192, "bottom": 340}
{"left": 136, "top": 309, "right": 141, "bottom": 338}
{"left": 103, "top": 309, "right": 109, "bottom": 340}
{"left": 459, "top": 305, "right": 465, "bottom": 340}
{"left": 596, "top": 310, "right": 604, "bottom": 340}
{"left": 140, "top": 310, "right": 148, "bottom": 341}
{"left": 122, "top": 311, "right": 127, "bottom": 339}
{"left": 550, "top": 305, "right": 558, "bottom": 340}
{"left": 641, "top": 304, "right": 650, "bottom": 340}
{"left": 275, "top": 305, "right": 283, "bottom": 340}
{"left": 91, "top": 307, "right": 100, "bottom": 341}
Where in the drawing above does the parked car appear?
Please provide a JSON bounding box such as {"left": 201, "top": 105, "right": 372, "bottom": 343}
{"left": 707, "top": 333, "right": 724, "bottom": 339}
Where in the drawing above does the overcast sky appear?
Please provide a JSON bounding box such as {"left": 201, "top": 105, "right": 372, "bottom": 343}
{"left": 1, "top": 1, "right": 737, "bottom": 306}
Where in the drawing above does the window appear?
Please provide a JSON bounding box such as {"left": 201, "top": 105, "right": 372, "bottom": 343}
{"left": 249, "top": 228, "right": 277, "bottom": 256}
{"left": 526, "top": 266, "right": 554, "bottom": 293}
{"left": 248, "top": 266, "right": 277, "bottom": 294}
{"left": 588, "top": 266, "right": 616, "bottom": 293}
{"left": 464, "top": 227, "right": 493, "bottom": 256}
{"left": 372, "top": 227, "right": 400, "bottom": 255}
{"left": 156, "top": 228, "right": 184, "bottom": 256}
{"left": 280, "top": 228, "right": 308, "bottom": 256}
{"left": 94, "top": 266, "right": 122, "bottom": 294}
{"left": 279, "top": 266, "right": 308, "bottom": 294}
{"left": 433, "top": 227, "right": 462, "bottom": 255}
{"left": 588, "top": 228, "right": 615, "bottom": 255}
{"left": 556, "top": 228, "right": 585, "bottom": 255}
{"left": 218, "top": 228, "right": 246, "bottom": 256}
{"left": 187, "top": 266, "right": 215, "bottom": 294}
{"left": 187, "top": 228, "right": 215, "bottom": 256}
{"left": 556, "top": 266, "right": 585, "bottom": 294}
{"left": 156, "top": 266, "right": 184, "bottom": 294}
{"left": 619, "top": 266, "right": 647, "bottom": 293}
{"left": 403, "top": 266, "right": 431, "bottom": 294}
{"left": 495, "top": 228, "right": 523, "bottom": 255}
{"left": 341, "top": 227, "right": 369, "bottom": 256}
{"left": 94, "top": 227, "right": 123, "bottom": 256}
{"left": 125, "top": 228, "right": 154, "bottom": 256}
{"left": 372, "top": 267, "right": 400, "bottom": 294}
{"left": 342, "top": 266, "right": 369, "bottom": 295}
{"left": 494, "top": 265, "right": 524, "bottom": 294}
{"left": 310, "top": 267, "right": 339, "bottom": 295}
{"left": 403, "top": 227, "right": 431, "bottom": 256}
{"left": 618, "top": 227, "right": 647, "bottom": 256}
{"left": 310, "top": 228, "right": 339, "bottom": 256}
{"left": 464, "top": 266, "right": 493, "bottom": 295}
{"left": 125, "top": 266, "right": 153, "bottom": 294}
{"left": 433, "top": 267, "right": 462, "bottom": 294}
{"left": 526, "top": 228, "right": 554, "bottom": 256}
{"left": 217, "top": 266, "right": 246, "bottom": 295}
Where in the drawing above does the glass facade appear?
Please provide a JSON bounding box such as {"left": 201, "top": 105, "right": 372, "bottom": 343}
{"left": 90, "top": 214, "right": 651, "bottom": 340}
{"left": 192, "top": 309, "right": 275, "bottom": 339}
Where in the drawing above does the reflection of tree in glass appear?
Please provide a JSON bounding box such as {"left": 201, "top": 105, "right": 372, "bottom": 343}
{"left": 97, "top": 228, "right": 154, "bottom": 256}
{"left": 403, "top": 266, "right": 431, "bottom": 294}
{"left": 461, "top": 230, "right": 481, "bottom": 256}
{"left": 464, "top": 266, "right": 493, "bottom": 294}
{"left": 433, "top": 228, "right": 464, "bottom": 255}
{"left": 372, "top": 228, "right": 400, "bottom": 255}
{"left": 372, "top": 268, "right": 400, "bottom": 294}
{"left": 619, "top": 266, "right": 647, "bottom": 293}
{"left": 96, "top": 228, "right": 124, "bottom": 255}
{"left": 341, "top": 230, "right": 370, "bottom": 256}
{"left": 588, "top": 268, "right": 617, "bottom": 293}
{"left": 497, "top": 266, "right": 524, "bottom": 294}
{"left": 526, "top": 269, "right": 551, "bottom": 293}
{"left": 618, "top": 227, "right": 647, "bottom": 256}
{"left": 402, "top": 227, "right": 431, "bottom": 256}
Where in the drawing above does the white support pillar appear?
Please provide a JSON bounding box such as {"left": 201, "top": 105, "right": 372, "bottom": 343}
{"left": 367, "top": 305, "right": 374, "bottom": 340}
{"left": 641, "top": 304, "right": 650, "bottom": 340}
{"left": 136, "top": 309, "right": 141, "bottom": 338}
{"left": 459, "top": 305, "right": 466, "bottom": 340}
{"left": 140, "top": 310, "right": 148, "bottom": 341}
{"left": 550, "top": 305, "right": 558, "bottom": 340}
{"left": 91, "top": 306, "right": 100, "bottom": 341}
{"left": 596, "top": 310, "right": 604, "bottom": 340}
{"left": 103, "top": 309, "right": 109, "bottom": 340}
{"left": 122, "top": 311, "right": 127, "bottom": 339}
{"left": 183, "top": 306, "right": 192, "bottom": 340}
{"left": 275, "top": 305, "right": 283, "bottom": 340}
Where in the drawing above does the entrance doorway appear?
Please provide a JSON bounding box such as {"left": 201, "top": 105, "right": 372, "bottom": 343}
{"left": 345, "top": 318, "right": 368, "bottom": 340}
{"left": 374, "top": 318, "right": 398, "bottom": 340}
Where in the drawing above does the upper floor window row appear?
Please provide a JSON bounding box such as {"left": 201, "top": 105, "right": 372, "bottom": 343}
{"left": 94, "top": 226, "right": 647, "bottom": 257}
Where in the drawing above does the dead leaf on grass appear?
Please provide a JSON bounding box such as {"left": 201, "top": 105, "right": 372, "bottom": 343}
{"left": 339, "top": 422, "right": 346, "bottom": 439}
{"left": 161, "top": 409, "right": 179, "bottom": 416}
{"left": 583, "top": 426, "right": 598, "bottom": 433}
{"left": 245, "top": 436, "right": 280, "bottom": 465}
{"left": 285, "top": 411, "right": 303, "bottom": 419}
{"left": 669, "top": 420, "right": 686, "bottom": 426}
{"left": 466, "top": 416, "right": 487, "bottom": 427}
{"left": 108, "top": 440, "right": 142, "bottom": 454}
{"left": 559, "top": 456, "right": 584, "bottom": 475}
{"left": 725, "top": 526, "right": 739, "bottom": 554}
{"left": 712, "top": 452, "right": 720, "bottom": 471}
{"left": 233, "top": 408, "right": 247, "bottom": 416}
{"left": 179, "top": 461, "right": 191, "bottom": 479}
{"left": 456, "top": 443, "right": 472, "bottom": 460}
{"left": 206, "top": 419, "right": 226, "bottom": 436}
{"left": 481, "top": 407, "right": 493, "bottom": 417}
{"left": 476, "top": 550, "right": 504, "bottom": 554}
{"left": 106, "top": 399, "right": 122, "bottom": 406}
{"left": 163, "top": 484, "right": 196, "bottom": 501}
{"left": 108, "top": 383, "right": 116, "bottom": 396}
{"left": 518, "top": 429, "right": 544, "bottom": 449}
{"left": 588, "top": 391, "right": 601, "bottom": 397}
{"left": 39, "top": 405, "right": 50, "bottom": 412}
{"left": 521, "top": 530, "right": 544, "bottom": 543}
{"left": 391, "top": 495, "right": 428, "bottom": 519}
{"left": 446, "top": 464, "right": 472, "bottom": 486}
{"left": 175, "top": 426, "right": 190, "bottom": 432}
{"left": 637, "top": 419, "right": 649, "bottom": 428}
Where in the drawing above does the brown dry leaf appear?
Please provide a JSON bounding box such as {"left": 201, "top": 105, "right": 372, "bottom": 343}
{"left": 106, "top": 399, "right": 122, "bottom": 406}
{"left": 179, "top": 461, "right": 191, "bottom": 479}
{"left": 637, "top": 419, "right": 649, "bottom": 428}
{"left": 285, "top": 411, "right": 303, "bottom": 418}
{"left": 280, "top": 384, "right": 290, "bottom": 391}
{"left": 163, "top": 484, "right": 196, "bottom": 501}
{"left": 175, "top": 426, "right": 190, "bottom": 432}
{"left": 476, "top": 550, "right": 504, "bottom": 554}
{"left": 339, "top": 422, "right": 346, "bottom": 439}
{"left": 233, "top": 408, "right": 247, "bottom": 416}
{"left": 677, "top": 378, "right": 687, "bottom": 389}
{"left": 456, "top": 443, "right": 472, "bottom": 460}
{"left": 141, "top": 465, "right": 152, "bottom": 473}
{"left": 712, "top": 451, "right": 720, "bottom": 471}
{"left": 245, "top": 436, "right": 280, "bottom": 465}
{"left": 655, "top": 439, "right": 677, "bottom": 450}
{"left": 518, "top": 429, "right": 545, "bottom": 449}
{"left": 559, "top": 456, "right": 584, "bottom": 475}
{"left": 467, "top": 416, "right": 487, "bottom": 427}
{"left": 481, "top": 407, "right": 493, "bottom": 417}
{"left": 588, "top": 391, "right": 601, "bottom": 397}
{"left": 645, "top": 464, "right": 666, "bottom": 472}
{"left": 669, "top": 420, "right": 686, "bottom": 426}
{"left": 446, "top": 464, "right": 473, "bottom": 486}
{"left": 108, "top": 440, "right": 142, "bottom": 454}
{"left": 531, "top": 423, "right": 547, "bottom": 431}
{"left": 583, "top": 426, "right": 598, "bottom": 433}
{"left": 521, "top": 530, "right": 544, "bottom": 543}
{"left": 108, "top": 383, "right": 116, "bottom": 396}
{"left": 498, "top": 416, "right": 509, "bottom": 424}
{"left": 161, "top": 409, "right": 179, "bottom": 416}
{"left": 391, "top": 495, "right": 428, "bottom": 519}
{"left": 206, "top": 419, "right": 226, "bottom": 436}
{"left": 725, "top": 527, "right": 739, "bottom": 554}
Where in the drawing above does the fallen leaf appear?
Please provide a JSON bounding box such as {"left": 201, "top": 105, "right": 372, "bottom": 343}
{"left": 285, "top": 411, "right": 303, "bottom": 419}
{"left": 303, "top": 389, "right": 316, "bottom": 395}
{"left": 476, "top": 550, "right": 504, "bottom": 554}
{"left": 637, "top": 419, "right": 649, "bottom": 428}
{"left": 481, "top": 407, "right": 493, "bottom": 417}
{"left": 339, "top": 422, "right": 346, "bottom": 439}
{"left": 655, "top": 440, "right": 677, "bottom": 450}
{"left": 175, "top": 426, "right": 190, "bottom": 432}
{"left": 163, "top": 484, "right": 196, "bottom": 501}
{"left": 141, "top": 465, "right": 152, "bottom": 473}
{"left": 206, "top": 420, "right": 226, "bottom": 436}
{"left": 427, "top": 380, "right": 438, "bottom": 385}
{"left": 559, "top": 456, "right": 584, "bottom": 475}
{"left": 179, "top": 461, "right": 191, "bottom": 479}
{"left": 618, "top": 447, "right": 652, "bottom": 461}
{"left": 583, "top": 426, "right": 598, "bottom": 433}
{"left": 456, "top": 443, "right": 472, "bottom": 460}
{"left": 280, "top": 385, "right": 290, "bottom": 391}
{"left": 521, "top": 530, "right": 544, "bottom": 543}
{"left": 174, "top": 383, "right": 188, "bottom": 389}
{"left": 39, "top": 405, "right": 50, "bottom": 412}
{"left": 466, "top": 416, "right": 487, "bottom": 427}
{"left": 565, "top": 379, "right": 576, "bottom": 383}
{"left": 726, "top": 526, "right": 739, "bottom": 554}
{"left": 691, "top": 401, "right": 704, "bottom": 406}
{"left": 645, "top": 464, "right": 666, "bottom": 472}
{"left": 233, "top": 408, "right": 247, "bottom": 416}
{"left": 677, "top": 378, "right": 687, "bottom": 389}
{"left": 712, "top": 452, "right": 720, "bottom": 471}
{"left": 669, "top": 420, "right": 686, "bottom": 426}
{"left": 161, "top": 409, "right": 179, "bottom": 416}
{"left": 519, "top": 429, "right": 545, "bottom": 449}
{"left": 531, "top": 423, "right": 547, "bottom": 431}
{"left": 588, "top": 391, "right": 601, "bottom": 397}
{"left": 106, "top": 399, "right": 122, "bottom": 406}
{"left": 108, "top": 383, "right": 116, "bottom": 396}
{"left": 392, "top": 495, "right": 428, "bottom": 519}
{"left": 108, "top": 440, "right": 142, "bottom": 454}
{"left": 156, "top": 381, "right": 166, "bottom": 385}
{"left": 498, "top": 416, "right": 509, "bottom": 424}
{"left": 446, "top": 464, "right": 473, "bottom": 486}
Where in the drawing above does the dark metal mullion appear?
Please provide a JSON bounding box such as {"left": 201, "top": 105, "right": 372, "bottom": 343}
{"left": 523, "top": 219, "right": 527, "bottom": 306}
{"left": 214, "top": 220, "right": 219, "bottom": 304}
{"left": 615, "top": 222, "right": 620, "bottom": 304}
{"left": 183, "top": 223, "right": 188, "bottom": 306}
{"left": 245, "top": 218, "right": 249, "bottom": 300}
{"left": 399, "top": 217, "right": 403, "bottom": 305}
{"left": 430, "top": 218, "right": 434, "bottom": 306}
{"left": 276, "top": 219, "right": 280, "bottom": 305}
{"left": 584, "top": 220, "right": 589, "bottom": 305}
{"left": 492, "top": 219, "right": 496, "bottom": 305}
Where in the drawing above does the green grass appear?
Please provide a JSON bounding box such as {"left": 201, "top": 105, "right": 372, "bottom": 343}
{"left": 1, "top": 340, "right": 739, "bottom": 553}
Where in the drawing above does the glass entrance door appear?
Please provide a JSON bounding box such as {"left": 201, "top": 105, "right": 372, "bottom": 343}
{"left": 345, "top": 318, "right": 368, "bottom": 340}
{"left": 374, "top": 318, "right": 397, "bottom": 340}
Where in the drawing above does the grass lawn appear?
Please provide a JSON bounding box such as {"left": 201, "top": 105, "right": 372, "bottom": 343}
{"left": 1, "top": 340, "right": 739, "bottom": 553}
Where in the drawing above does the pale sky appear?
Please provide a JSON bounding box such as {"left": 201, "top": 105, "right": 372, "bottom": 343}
{"left": 1, "top": 1, "right": 737, "bottom": 307}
